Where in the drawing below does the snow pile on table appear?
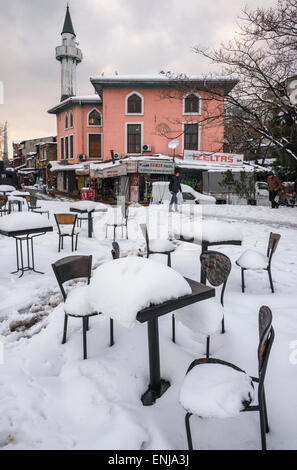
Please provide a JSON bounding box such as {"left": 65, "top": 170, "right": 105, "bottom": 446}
{"left": 70, "top": 201, "right": 107, "bottom": 212}
{"left": 0, "top": 185, "right": 16, "bottom": 192}
{"left": 64, "top": 286, "right": 94, "bottom": 316}
{"left": 180, "top": 363, "right": 254, "bottom": 418}
{"left": 0, "top": 212, "right": 52, "bottom": 232}
{"left": 236, "top": 249, "right": 268, "bottom": 270}
{"left": 88, "top": 257, "right": 192, "bottom": 328}
{"left": 149, "top": 239, "right": 175, "bottom": 252}
{"left": 174, "top": 219, "right": 242, "bottom": 243}
{"left": 175, "top": 299, "right": 223, "bottom": 336}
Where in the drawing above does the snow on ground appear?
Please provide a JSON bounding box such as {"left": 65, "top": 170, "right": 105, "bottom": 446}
{"left": 0, "top": 199, "right": 297, "bottom": 449}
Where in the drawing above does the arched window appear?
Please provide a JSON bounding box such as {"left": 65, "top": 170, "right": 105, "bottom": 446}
{"left": 127, "top": 93, "right": 142, "bottom": 114}
{"left": 184, "top": 93, "right": 200, "bottom": 114}
{"left": 64, "top": 112, "right": 68, "bottom": 129}
{"left": 69, "top": 111, "right": 74, "bottom": 128}
{"left": 88, "top": 109, "right": 102, "bottom": 126}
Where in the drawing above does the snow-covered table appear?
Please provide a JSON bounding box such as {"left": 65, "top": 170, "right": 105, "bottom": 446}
{"left": 0, "top": 185, "right": 16, "bottom": 195}
{"left": 70, "top": 201, "right": 107, "bottom": 238}
{"left": 174, "top": 219, "right": 243, "bottom": 283}
{"left": 87, "top": 257, "right": 215, "bottom": 406}
{"left": 0, "top": 213, "right": 53, "bottom": 276}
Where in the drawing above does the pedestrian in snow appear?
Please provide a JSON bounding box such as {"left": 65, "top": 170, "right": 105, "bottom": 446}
{"left": 267, "top": 172, "right": 283, "bottom": 208}
{"left": 169, "top": 170, "right": 182, "bottom": 212}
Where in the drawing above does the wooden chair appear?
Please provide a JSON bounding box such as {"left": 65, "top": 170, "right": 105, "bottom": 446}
{"left": 236, "top": 232, "right": 281, "bottom": 293}
{"left": 52, "top": 255, "right": 114, "bottom": 359}
{"left": 54, "top": 213, "right": 81, "bottom": 252}
{"left": 180, "top": 306, "right": 274, "bottom": 450}
{"left": 0, "top": 195, "right": 8, "bottom": 216}
{"left": 139, "top": 223, "right": 175, "bottom": 267}
{"left": 173, "top": 251, "right": 231, "bottom": 356}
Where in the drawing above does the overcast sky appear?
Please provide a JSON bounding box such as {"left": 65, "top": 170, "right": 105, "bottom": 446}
{"left": 0, "top": 0, "right": 277, "bottom": 155}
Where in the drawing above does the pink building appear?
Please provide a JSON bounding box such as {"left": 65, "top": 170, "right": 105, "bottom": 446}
{"left": 48, "top": 7, "right": 238, "bottom": 201}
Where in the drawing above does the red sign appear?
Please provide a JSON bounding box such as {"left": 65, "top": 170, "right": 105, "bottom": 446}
{"left": 184, "top": 150, "right": 243, "bottom": 167}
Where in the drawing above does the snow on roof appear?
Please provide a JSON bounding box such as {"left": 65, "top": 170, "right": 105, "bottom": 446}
{"left": 91, "top": 73, "right": 237, "bottom": 82}
{"left": 48, "top": 95, "right": 101, "bottom": 114}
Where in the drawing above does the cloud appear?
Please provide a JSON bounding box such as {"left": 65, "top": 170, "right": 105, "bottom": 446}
{"left": 0, "top": 0, "right": 277, "bottom": 155}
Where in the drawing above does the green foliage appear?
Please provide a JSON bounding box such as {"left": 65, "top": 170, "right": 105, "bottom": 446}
{"left": 220, "top": 170, "right": 256, "bottom": 201}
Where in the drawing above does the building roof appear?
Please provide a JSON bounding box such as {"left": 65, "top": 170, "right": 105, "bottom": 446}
{"left": 48, "top": 95, "right": 101, "bottom": 114}
{"left": 62, "top": 5, "right": 76, "bottom": 36}
{"left": 90, "top": 73, "right": 239, "bottom": 96}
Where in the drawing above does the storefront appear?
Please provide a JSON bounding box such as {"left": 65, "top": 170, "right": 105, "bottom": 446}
{"left": 90, "top": 162, "right": 128, "bottom": 203}
{"left": 137, "top": 160, "right": 175, "bottom": 203}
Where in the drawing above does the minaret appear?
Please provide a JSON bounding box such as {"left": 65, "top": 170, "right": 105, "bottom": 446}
{"left": 3, "top": 121, "right": 8, "bottom": 169}
{"left": 56, "top": 4, "right": 83, "bottom": 101}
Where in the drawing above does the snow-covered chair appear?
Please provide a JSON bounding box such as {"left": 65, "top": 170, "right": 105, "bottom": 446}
{"left": 54, "top": 213, "right": 81, "bottom": 252}
{"left": 236, "top": 232, "right": 281, "bottom": 293}
{"left": 105, "top": 205, "right": 129, "bottom": 241}
{"left": 139, "top": 223, "right": 175, "bottom": 267}
{"left": 26, "top": 195, "right": 49, "bottom": 219}
{"left": 173, "top": 251, "right": 231, "bottom": 357}
{"left": 180, "top": 306, "right": 274, "bottom": 450}
{"left": 52, "top": 255, "right": 114, "bottom": 359}
{"left": 111, "top": 241, "right": 120, "bottom": 260}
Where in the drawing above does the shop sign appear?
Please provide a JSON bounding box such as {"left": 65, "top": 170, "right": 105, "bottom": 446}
{"left": 138, "top": 161, "right": 175, "bottom": 174}
{"left": 90, "top": 164, "right": 127, "bottom": 179}
{"left": 184, "top": 150, "right": 244, "bottom": 167}
{"left": 125, "top": 160, "right": 138, "bottom": 173}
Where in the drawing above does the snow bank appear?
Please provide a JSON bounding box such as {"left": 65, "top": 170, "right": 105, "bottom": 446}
{"left": 175, "top": 299, "right": 223, "bottom": 336}
{"left": 88, "top": 257, "right": 192, "bottom": 328}
{"left": 236, "top": 249, "right": 268, "bottom": 270}
{"left": 0, "top": 212, "right": 52, "bottom": 232}
{"left": 180, "top": 363, "right": 254, "bottom": 418}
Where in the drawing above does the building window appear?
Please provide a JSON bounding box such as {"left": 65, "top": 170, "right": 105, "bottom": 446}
{"left": 65, "top": 113, "right": 68, "bottom": 129}
{"left": 88, "top": 109, "right": 102, "bottom": 126}
{"left": 184, "top": 93, "right": 201, "bottom": 114}
{"left": 69, "top": 135, "right": 74, "bottom": 159}
{"left": 184, "top": 123, "right": 199, "bottom": 150}
{"left": 60, "top": 137, "right": 64, "bottom": 160}
{"left": 65, "top": 136, "right": 69, "bottom": 159}
{"left": 127, "top": 124, "right": 141, "bottom": 153}
{"left": 88, "top": 134, "right": 101, "bottom": 158}
{"left": 69, "top": 111, "right": 74, "bottom": 128}
{"left": 126, "top": 93, "right": 143, "bottom": 114}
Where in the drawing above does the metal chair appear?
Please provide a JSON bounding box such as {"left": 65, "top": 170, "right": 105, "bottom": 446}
{"left": 26, "top": 195, "right": 49, "bottom": 219}
{"left": 51, "top": 255, "right": 114, "bottom": 359}
{"left": 55, "top": 213, "right": 81, "bottom": 252}
{"left": 105, "top": 205, "right": 129, "bottom": 241}
{"left": 111, "top": 241, "right": 120, "bottom": 260}
{"left": 139, "top": 223, "right": 175, "bottom": 267}
{"left": 173, "top": 251, "right": 231, "bottom": 356}
{"left": 236, "top": 232, "right": 281, "bottom": 293}
{"left": 181, "top": 306, "right": 274, "bottom": 450}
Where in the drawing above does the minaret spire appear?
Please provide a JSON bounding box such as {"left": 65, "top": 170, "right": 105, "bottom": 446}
{"left": 56, "top": 5, "right": 82, "bottom": 101}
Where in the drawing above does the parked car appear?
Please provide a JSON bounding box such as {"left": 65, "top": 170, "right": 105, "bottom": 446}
{"left": 152, "top": 181, "right": 216, "bottom": 205}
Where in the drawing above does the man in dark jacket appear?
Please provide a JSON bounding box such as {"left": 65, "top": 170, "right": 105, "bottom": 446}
{"left": 169, "top": 170, "right": 182, "bottom": 212}
{"left": 267, "top": 172, "right": 283, "bottom": 208}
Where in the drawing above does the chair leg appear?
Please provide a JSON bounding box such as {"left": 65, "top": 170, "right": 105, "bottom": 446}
{"left": 75, "top": 234, "right": 78, "bottom": 251}
{"left": 61, "top": 236, "right": 64, "bottom": 250}
{"left": 86, "top": 316, "right": 89, "bottom": 331}
{"left": 185, "top": 413, "right": 193, "bottom": 450}
{"left": 126, "top": 223, "right": 128, "bottom": 239}
{"left": 262, "top": 388, "right": 270, "bottom": 433}
{"left": 110, "top": 318, "right": 114, "bottom": 346}
{"left": 221, "top": 316, "right": 225, "bottom": 334}
{"left": 113, "top": 225, "right": 116, "bottom": 242}
{"left": 58, "top": 236, "right": 61, "bottom": 253}
{"left": 241, "top": 268, "right": 245, "bottom": 293}
{"left": 167, "top": 252, "right": 171, "bottom": 267}
{"left": 259, "top": 404, "right": 267, "bottom": 450}
{"left": 105, "top": 225, "right": 108, "bottom": 238}
{"left": 62, "top": 314, "right": 68, "bottom": 344}
{"left": 71, "top": 236, "right": 74, "bottom": 252}
{"left": 172, "top": 314, "right": 176, "bottom": 343}
{"left": 82, "top": 317, "right": 88, "bottom": 360}
{"left": 206, "top": 336, "right": 210, "bottom": 358}
{"left": 267, "top": 268, "right": 274, "bottom": 293}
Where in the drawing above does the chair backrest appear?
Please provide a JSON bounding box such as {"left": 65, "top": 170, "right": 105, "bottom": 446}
{"left": 111, "top": 241, "right": 120, "bottom": 259}
{"left": 121, "top": 204, "right": 129, "bottom": 220}
{"left": 139, "top": 223, "right": 149, "bottom": 251}
{"left": 51, "top": 255, "right": 92, "bottom": 301}
{"left": 30, "top": 195, "right": 38, "bottom": 208}
{"left": 267, "top": 232, "right": 281, "bottom": 261}
{"left": 258, "top": 305, "right": 274, "bottom": 383}
{"left": 200, "top": 250, "right": 232, "bottom": 306}
{"left": 0, "top": 197, "right": 7, "bottom": 209}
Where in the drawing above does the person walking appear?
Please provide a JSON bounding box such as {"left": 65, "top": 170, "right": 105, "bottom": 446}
{"left": 169, "top": 170, "right": 182, "bottom": 212}
{"left": 267, "top": 172, "right": 283, "bottom": 208}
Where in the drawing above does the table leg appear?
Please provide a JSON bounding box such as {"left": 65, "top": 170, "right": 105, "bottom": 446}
{"left": 11, "top": 234, "right": 44, "bottom": 276}
{"left": 141, "top": 317, "right": 170, "bottom": 406}
{"left": 200, "top": 241, "right": 208, "bottom": 284}
{"left": 88, "top": 212, "right": 93, "bottom": 238}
